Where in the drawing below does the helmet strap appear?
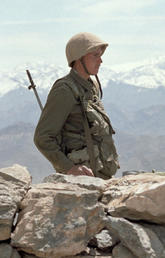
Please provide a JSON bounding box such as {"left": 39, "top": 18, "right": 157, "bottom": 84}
{"left": 80, "top": 58, "right": 90, "bottom": 75}
{"left": 95, "top": 74, "right": 103, "bottom": 99}
{"left": 80, "top": 57, "right": 103, "bottom": 99}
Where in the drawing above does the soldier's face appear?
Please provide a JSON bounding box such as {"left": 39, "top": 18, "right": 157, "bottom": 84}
{"left": 83, "top": 49, "right": 103, "bottom": 75}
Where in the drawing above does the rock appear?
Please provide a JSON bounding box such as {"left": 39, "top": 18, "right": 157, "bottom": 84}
{"left": 88, "top": 247, "right": 112, "bottom": 257}
{"left": 155, "top": 172, "right": 165, "bottom": 176}
{"left": 0, "top": 243, "right": 21, "bottom": 258}
{"left": 11, "top": 182, "right": 105, "bottom": 258}
{"left": 140, "top": 222, "right": 165, "bottom": 255}
{"left": 22, "top": 254, "right": 38, "bottom": 258}
{"left": 102, "top": 173, "right": 165, "bottom": 224}
{"left": 122, "top": 170, "right": 146, "bottom": 176}
{"left": 0, "top": 191, "right": 17, "bottom": 240}
{"left": 90, "top": 229, "right": 118, "bottom": 250}
{"left": 0, "top": 164, "right": 31, "bottom": 240}
{"left": 112, "top": 243, "right": 136, "bottom": 258}
{"left": 0, "top": 164, "right": 32, "bottom": 184}
{"left": 43, "top": 173, "right": 107, "bottom": 192}
{"left": 1, "top": 164, "right": 165, "bottom": 257}
{"left": 105, "top": 216, "right": 165, "bottom": 258}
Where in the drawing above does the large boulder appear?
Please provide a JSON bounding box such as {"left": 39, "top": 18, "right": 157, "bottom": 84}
{"left": 102, "top": 173, "right": 165, "bottom": 224}
{"left": 43, "top": 172, "right": 107, "bottom": 192}
{"left": 0, "top": 164, "right": 31, "bottom": 240}
{"left": 11, "top": 181, "right": 105, "bottom": 257}
{"left": 105, "top": 216, "right": 165, "bottom": 258}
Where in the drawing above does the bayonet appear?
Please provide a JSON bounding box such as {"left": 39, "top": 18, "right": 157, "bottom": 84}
{"left": 26, "top": 70, "right": 43, "bottom": 111}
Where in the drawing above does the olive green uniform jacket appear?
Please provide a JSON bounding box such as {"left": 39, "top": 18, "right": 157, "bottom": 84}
{"left": 34, "top": 69, "right": 119, "bottom": 178}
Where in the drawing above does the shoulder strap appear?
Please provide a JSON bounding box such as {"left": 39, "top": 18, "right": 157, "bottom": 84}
{"left": 64, "top": 77, "right": 96, "bottom": 175}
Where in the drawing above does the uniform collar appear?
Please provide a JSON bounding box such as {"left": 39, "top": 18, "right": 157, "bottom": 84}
{"left": 70, "top": 68, "right": 94, "bottom": 92}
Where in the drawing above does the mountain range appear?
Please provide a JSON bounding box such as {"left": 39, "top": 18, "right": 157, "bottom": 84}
{"left": 0, "top": 57, "right": 165, "bottom": 182}
{"left": 1, "top": 55, "right": 165, "bottom": 97}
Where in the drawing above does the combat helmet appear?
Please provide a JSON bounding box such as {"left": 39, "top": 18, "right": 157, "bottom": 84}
{"left": 66, "top": 32, "right": 108, "bottom": 67}
{"left": 66, "top": 32, "right": 108, "bottom": 98}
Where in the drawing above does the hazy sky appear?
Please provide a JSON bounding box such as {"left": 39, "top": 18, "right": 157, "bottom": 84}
{"left": 0, "top": 0, "right": 165, "bottom": 71}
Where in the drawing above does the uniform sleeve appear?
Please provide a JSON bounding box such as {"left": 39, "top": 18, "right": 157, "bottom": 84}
{"left": 34, "top": 83, "right": 76, "bottom": 173}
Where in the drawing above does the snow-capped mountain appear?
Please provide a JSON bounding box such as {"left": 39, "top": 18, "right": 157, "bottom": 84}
{"left": 0, "top": 61, "right": 119, "bottom": 97}
{"left": 118, "top": 56, "right": 165, "bottom": 88}
{"left": 0, "top": 56, "right": 165, "bottom": 98}
{"left": 0, "top": 62, "right": 69, "bottom": 97}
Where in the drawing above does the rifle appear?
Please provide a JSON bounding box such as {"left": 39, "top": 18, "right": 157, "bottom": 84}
{"left": 26, "top": 70, "right": 43, "bottom": 111}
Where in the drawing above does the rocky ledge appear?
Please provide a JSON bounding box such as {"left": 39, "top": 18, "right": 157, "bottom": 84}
{"left": 0, "top": 164, "right": 165, "bottom": 258}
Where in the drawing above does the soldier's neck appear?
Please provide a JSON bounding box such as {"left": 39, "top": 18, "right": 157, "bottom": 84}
{"left": 73, "top": 62, "right": 90, "bottom": 80}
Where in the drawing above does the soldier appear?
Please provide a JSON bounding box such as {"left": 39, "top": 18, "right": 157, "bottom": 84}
{"left": 34, "top": 32, "right": 119, "bottom": 179}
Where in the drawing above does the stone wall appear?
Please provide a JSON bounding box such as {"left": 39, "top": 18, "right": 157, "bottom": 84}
{"left": 0, "top": 164, "right": 165, "bottom": 258}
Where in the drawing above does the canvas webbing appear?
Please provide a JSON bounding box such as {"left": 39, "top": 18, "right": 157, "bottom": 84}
{"left": 79, "top": 97, "right": 96, "bottom": 175}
